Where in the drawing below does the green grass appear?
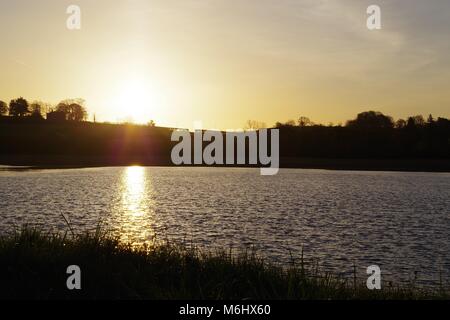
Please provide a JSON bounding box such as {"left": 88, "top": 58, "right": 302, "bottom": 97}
{"left": 0, "top": 227, "right": 448, "bottom": 300}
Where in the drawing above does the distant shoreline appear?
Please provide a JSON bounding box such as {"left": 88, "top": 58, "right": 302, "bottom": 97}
{"left": 1, "top": 155, "right": 449, "bottom": 173}
{"left": 1, "top": 118, "right": 449, "bottom": 173}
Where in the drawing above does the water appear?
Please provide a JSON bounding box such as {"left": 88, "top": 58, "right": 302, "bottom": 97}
{"left": 1, "top": 166, "right": 449, "bottom": 288}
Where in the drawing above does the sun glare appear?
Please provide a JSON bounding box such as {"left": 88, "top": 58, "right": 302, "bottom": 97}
{"left": 116, "top": 78, "right": 158, "bottom": 124}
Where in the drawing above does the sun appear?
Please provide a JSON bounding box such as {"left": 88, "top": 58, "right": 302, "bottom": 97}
{"left": 116, "top": 78, "right": 156, "bottom": 124}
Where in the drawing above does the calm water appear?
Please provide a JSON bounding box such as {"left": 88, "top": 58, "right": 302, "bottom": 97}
{"left": 1, "top": 166, "right": 449, "bottom": 287}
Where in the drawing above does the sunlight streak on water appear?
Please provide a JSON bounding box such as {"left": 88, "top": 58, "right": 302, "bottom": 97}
{"left": 123, "top": 166, "right": 146, "bottom": 217}
{"left": 118, "top": 166, "right": 155, "bottom": 245}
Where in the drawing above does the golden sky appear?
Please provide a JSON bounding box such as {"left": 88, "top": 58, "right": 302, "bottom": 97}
{"left": 1, "top": 0, "right": 450, "bottom": 129}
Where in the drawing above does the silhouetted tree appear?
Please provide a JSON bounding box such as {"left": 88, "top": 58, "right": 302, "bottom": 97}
{"left": 70, "top": 103, "right": 87, "bottom": 121}
{"left": 0, "top": 100, "right": 7, "bottom": 115}
{"left": 298, "top": 116, "right": 312, "bottom": 127}
{"left": 56, "top": 99, "right": 87, "bottom": 121}
{"left": 147, "top": 120, "right": 156, "bottom": 127}
{"left": 396, "top": 119, "right": 407, "bottom": 129}
{"left": 9, "top": 97, "right": 29, "bottom": 117}
{"left": 29, "top": 102, "right": 45, "bottom": 119}
{"left": 407, "top": 115, "right": 425, "bottom": 128}
{"left": 436, "top": 117, "right": 450, "bottom": 128}
{"left": 346, "top": 111, "right": 394, "bottom": 129}
{"left": 55, "top": 102, "right": 69, "bottom": 117}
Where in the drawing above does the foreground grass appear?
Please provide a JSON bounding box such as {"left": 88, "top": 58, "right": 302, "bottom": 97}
{"left": 0, "top": 228, "right": 448, "bottom": 300}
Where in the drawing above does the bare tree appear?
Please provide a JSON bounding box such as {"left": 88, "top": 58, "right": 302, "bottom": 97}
{"left": 30, "top": 101, "right": 46, "bottom": 118}
{"left": 298, "top": 116, "right": 312, "bottom": 127}
{"left": 56, "top": 99, "right": 88, "bottom": 121}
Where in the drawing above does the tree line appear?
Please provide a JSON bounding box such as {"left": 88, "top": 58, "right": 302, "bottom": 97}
{"left": 0, "top": 106, "right": 448, "bottom": 164}
{"left": 265, "top": 111, "right": 448, "bottom": 130}
{"left": 0, "top": 97, "right": 88, "bottom": 121}
{"left": 253, "top": 111, "right": 450, "bottom": 158}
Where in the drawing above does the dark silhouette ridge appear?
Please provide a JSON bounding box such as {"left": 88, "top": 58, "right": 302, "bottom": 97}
{"left": 0, "top": 102, "right": 449, "bottom": 171}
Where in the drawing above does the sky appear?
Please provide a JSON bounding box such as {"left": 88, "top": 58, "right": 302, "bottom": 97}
{"left": 1, "top": 0, "right": 450, "bottom": 129}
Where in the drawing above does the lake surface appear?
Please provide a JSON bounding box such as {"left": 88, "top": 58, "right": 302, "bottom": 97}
{"left": 1, "top": 166, "right": 449, "bottom": 288}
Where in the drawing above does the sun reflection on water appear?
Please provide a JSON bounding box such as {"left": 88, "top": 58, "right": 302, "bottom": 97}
{"left": 124, "top": 166, "right": 146, "bottom": 217}
{"left": 119, "top": 166, "right": 155, "bottom": 245}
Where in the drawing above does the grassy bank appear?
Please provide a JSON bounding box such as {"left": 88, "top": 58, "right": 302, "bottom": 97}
{"left": 0, "top": 228, "right": 448, "bottom": 300}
